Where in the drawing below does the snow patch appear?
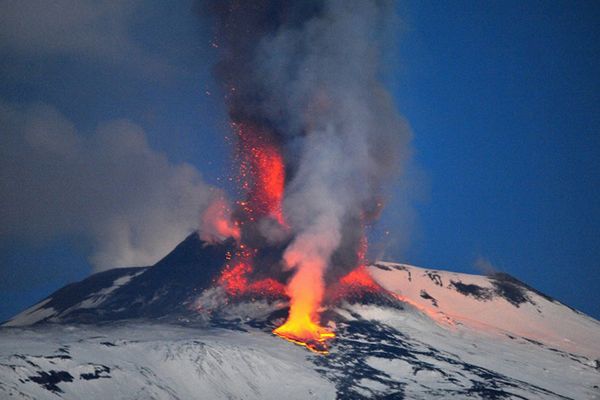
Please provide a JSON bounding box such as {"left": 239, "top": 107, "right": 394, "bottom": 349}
{"left": 369, "top": 262, "right": 600, "bottom": 358}
{"left": 3, "top": 298, "right": 56, "bottom": 327}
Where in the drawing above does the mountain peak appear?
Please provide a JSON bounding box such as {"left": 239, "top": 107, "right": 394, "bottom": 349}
{"left": 2, "top": 235, "right": 600, "bottom": 399}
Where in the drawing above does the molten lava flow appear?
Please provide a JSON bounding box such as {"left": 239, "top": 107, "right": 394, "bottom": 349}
{"left": 215, "top": 122, "right": 339, "bottom": 354}
{"left": 273, "top": 250, "right": 335, "bottom": 353}
{"left": 273, "top": 293, "right": 335, "bottom": 354}
{"left": 273, "top": 314, "right": 335, "bottom": 354}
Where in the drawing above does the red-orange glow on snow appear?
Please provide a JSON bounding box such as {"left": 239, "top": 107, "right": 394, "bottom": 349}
{"left": 389, "top": 292, "right": 457, "bottom": 329}
{"left": 233, "top": 122, "right": 286, "bottom": 225}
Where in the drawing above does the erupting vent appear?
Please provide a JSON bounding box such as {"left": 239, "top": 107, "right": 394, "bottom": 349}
{"left": 234, "top": 122, "right": 286, "bottom": 226}
{"left": 202, "top": 1, "right": 408, "bottom": 353}
{"left": 220, "top": 121, "right": 340, "bottom": 352}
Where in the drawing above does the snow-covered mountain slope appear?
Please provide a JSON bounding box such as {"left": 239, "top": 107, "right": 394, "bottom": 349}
{"left": 3, "top": 234, "right": 235, "bottom": 326}
{"left": 0, "top": 324, "right": 336, "bottom": 400}
{"left": 368, "top": 262, "right": 600, "bottom": 359}
{"left": 1, "top": 303, "right": 599, "bottom": 399}
{"left": 1, "top": 233, "right": 599, "bottom": 399}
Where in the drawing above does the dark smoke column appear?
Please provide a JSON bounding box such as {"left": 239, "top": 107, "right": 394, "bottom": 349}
{"left": 204, "top": 0, "right": 411, "bottom": 351}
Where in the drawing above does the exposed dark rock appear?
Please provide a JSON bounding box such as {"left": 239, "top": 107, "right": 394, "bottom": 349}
{"left": 449, "top": 280, "right": 494, "bottom": 301}
{"left": 419, "top": 290, "right": 438, "bottom": 307}
{"left": 426, "top": 272, "right": 443, "bottom": 287}
{"left": 28, "top": 370, "right": 74, "bottom": 393}
{"left": 80, "top": 365, "right": 111, "bottom": 380}
{"left": 489, "top": 274, "right": 533, "bottom": 307}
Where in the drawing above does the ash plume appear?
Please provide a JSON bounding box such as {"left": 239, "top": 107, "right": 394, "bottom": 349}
{"left": 0, "top": 101, "right": 213, "bottom": 272}
{"left": 204, "top": 0, "right": 411, "bottom": 295}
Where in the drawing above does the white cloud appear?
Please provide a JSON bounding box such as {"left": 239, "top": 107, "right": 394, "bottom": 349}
{"left": 0, "top": 100, "right": 213, "bottom": 270}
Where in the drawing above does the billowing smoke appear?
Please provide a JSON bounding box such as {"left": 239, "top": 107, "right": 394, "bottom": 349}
{"left": 200, "top": 189, "right": 240, "bottom": 243}
{"left": 0, "top": 100, "right": 214, "bottom": 271}
{"left": 203, "top": 0, "right": 411, "bottom": 347}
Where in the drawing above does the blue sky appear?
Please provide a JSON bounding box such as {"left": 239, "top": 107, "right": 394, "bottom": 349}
{"left": 393, "top": 1, "right": 600, "bottom": 319}
{"left": 0, "top": 1, "right": 598, "bottom": 321}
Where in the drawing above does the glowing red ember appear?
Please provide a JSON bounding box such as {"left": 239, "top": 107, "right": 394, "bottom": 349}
{"left": 234, "top": 122, "right": 286, "bottom": 225}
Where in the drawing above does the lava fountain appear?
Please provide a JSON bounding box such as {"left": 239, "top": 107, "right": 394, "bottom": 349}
{"left": 231, "top": 121, "right": 336, "bottom": 352}
{"left": 202, "top": 0, "right": 411, "bottom": 354}
{"left": 234, "top": 122, "right": 286, "bottom": 226}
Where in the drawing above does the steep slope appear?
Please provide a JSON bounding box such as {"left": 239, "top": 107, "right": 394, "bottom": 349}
{"left": 0, "top": 324, "right": 336, "bottom": 400}
{"left": 368, "top": 262, "right": 600, "bottom": 359}
{"left": 1, "top": 234, "right": 599, "bottom": 399}
{"left": 3, "top": 233, "right": 235, "bottom": 326}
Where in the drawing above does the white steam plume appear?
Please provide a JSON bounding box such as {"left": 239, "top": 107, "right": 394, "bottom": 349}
{"left": 0, "top": 100, "right": 213, "bottom": 270}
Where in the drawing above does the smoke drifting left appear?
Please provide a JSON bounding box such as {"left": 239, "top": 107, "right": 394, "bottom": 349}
{"left": 199, "top": 0, "right": 411, "bottom": 352}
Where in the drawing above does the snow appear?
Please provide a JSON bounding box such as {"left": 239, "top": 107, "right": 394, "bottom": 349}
{"left": 3, "top": 298, "right": 56, "bottom": 327}
{"left": 368, "top": 262, "right": 600, "bottom": 359}
{"left": 1, "top": 262, "right": 599, "bottom": 399}
{"left": 340, "top": 302, "right": 600, "bottom": 399}
{"left": 0, "top": 323, "right": 336, "bottom": 400}
{"left": 64, "top": 270, "right": 146, "bottom": 312}
{"left": 3, "top": 270, "right": 147, "bottom": 327}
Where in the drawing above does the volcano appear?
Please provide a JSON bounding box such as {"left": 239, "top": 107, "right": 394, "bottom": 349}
{"left": 1, "top": 232, "right": 599, "bottom": 399}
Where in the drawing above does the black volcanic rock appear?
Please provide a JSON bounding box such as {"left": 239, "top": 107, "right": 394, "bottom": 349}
{"left": 30, "top": 267, "right": 148, "bottom": 321}
{"left": 102, "top": 232, "right": 235, "bottom": 318}
{"left": 6, "top": 233, "right": 235, "bottom": 325}
{"left": 2, "top": 239, "right": 599, "bottom": 400}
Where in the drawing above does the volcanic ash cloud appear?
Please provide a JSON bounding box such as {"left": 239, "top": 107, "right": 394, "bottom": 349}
{"left": 204, "top": 0, "right": 412, "bottom": 348}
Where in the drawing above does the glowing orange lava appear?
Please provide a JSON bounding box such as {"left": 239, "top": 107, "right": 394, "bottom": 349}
{"left": 218, "top": 261, "right": 286, "bottom": 299}
{"left": 215, "top": 123, "right": 288, "bottom": 302}
{"left": 272, "top": 251, "right": 336, "bottom": 353}
{"left": 218, "top": 261, "right": 252, "bottom": 296}
{"left": 340, "top": 265, "right": 380, "bottom": 291}
{"left": 323, "top": 231, "right": 379, "bottom": 302}
{"left": 273, "top": 262, "right": 335, "bottom": 353}
{"left": 217, "top": 121, "right": 344, "bottom": 354}
{"left": 325, "top": 265, "right": 383, "bottom": 304}
{"left": 273, "top": 315, "right": 335, "bottom": 354}
{"left": 234, "top": 122, "right": 286, "bottom": 225}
